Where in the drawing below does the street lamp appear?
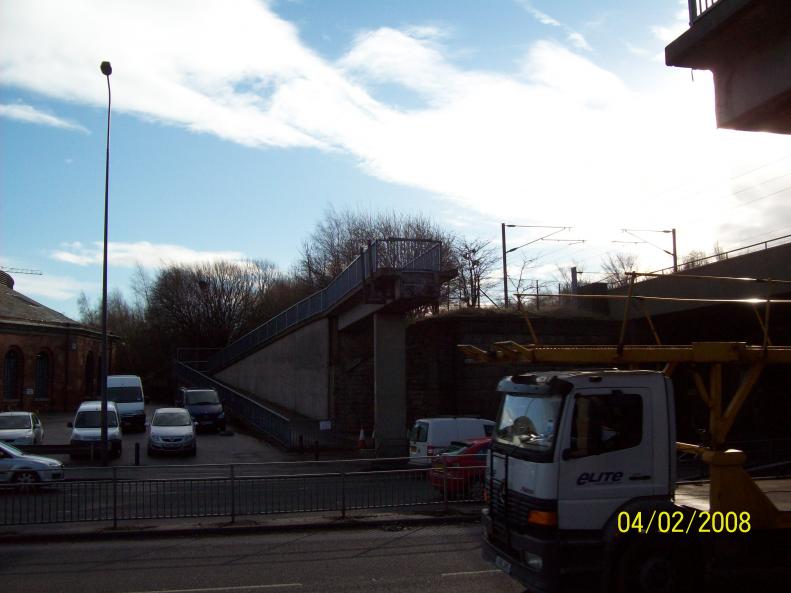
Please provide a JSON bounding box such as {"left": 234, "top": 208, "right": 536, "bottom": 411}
{"left": 100, "top": 60, "right": 112, "bottom": 465}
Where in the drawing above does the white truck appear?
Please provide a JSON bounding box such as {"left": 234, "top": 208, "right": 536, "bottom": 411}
{"left": 461, "top": 341, "right": 791, "bottom": 593}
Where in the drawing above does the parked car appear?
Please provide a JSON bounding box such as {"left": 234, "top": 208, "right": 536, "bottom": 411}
{"left": 0, "top": 440, "right": 63, "bottom": 489}
{"left": 428, "top": 437, "right": 491, "bottom": 496}
{"left": 175, "top": 388, "right": 225, "bottom": 431}
{"left": 409, "top": 417, "right": 495, "bottom": 465}
{"left": 68, "top": 401, "right": 122, "bottom": 459}
{"left": 0, "top": 411, "right": 44, "bottom": 445}
{"left": 107, "top": 375, "right": 147, "bottom": 432}
{"left": 148, "top": 408, "right": 197, "bottom": 456}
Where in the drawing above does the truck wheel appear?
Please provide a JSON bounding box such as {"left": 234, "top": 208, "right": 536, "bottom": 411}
{"left": 612, "top": 537, "right": 699, "bottom": 593}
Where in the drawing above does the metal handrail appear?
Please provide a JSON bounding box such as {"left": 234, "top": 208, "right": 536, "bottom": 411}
{"left": 689, "top": 0, "right": 722, "bottom": 23}
{"left": 207, "top": 239, "right": 443, "bottom": 371}
{"left": 647, "top": 233, "right": 791, "bottom": 277}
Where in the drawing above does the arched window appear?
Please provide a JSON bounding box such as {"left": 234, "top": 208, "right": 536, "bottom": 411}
{"left": 3, "top": 348, "right": 23, "bottom": 401}
{"left": 35, "top": 351, "right": 51, "bottom": 400}
{"left": 84, "top": 352, "right": 94, "bottom": 398}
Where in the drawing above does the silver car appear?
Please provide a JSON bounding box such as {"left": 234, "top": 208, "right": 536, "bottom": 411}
{"left": 148, "top": 408, "right": 197, "bottom": 456}
{"left": 0, "top": 441, "right": 64, "bottom": 489}
{"left": 0, "top": 411, "right": 44, "bottom": 445}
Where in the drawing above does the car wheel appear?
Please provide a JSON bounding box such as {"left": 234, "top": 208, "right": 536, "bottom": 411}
{"left": 13, "top": 471, "right": 39, "bottom": 492}
{"left": 147, "top": 447, "right": 155, "bottom": 457}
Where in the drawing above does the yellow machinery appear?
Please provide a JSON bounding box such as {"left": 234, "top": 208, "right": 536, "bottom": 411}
{"left": 460, "top": 272, "right": 791, "bottom": 530}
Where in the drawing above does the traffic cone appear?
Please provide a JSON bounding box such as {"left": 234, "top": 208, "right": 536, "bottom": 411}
{"left": 358, "top": 427, "right": 366, "bottom": 449}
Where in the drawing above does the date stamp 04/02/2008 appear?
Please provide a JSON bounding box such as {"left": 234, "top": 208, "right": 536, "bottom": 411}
{"left": 617, "top": 511, "right": 751, "bottom": 534}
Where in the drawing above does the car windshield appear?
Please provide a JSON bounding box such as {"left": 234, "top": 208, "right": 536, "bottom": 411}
{"left": 74, "top": 410, "right": 119, "bottom": 428}
{"left": 0, "top": 415, "right": 31, "bottom": 429}
{"left": 153, "top": 412, "right": 191, "bottom": 427}
{"left": 409, "top": 421, "right": 428, "bottom": 443}
{"left": 496, "top": 393, "right": 562, "bottom": 452}
{"left": 108, "top": 386, "right": 143, "bottom": 403}
{"left": 186, "top": 390, "right": 219, "bottom": 405}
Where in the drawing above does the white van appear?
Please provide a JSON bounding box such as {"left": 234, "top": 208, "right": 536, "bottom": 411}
{"left": 408, "top": 417, "right": 495, "bottom": 465}
{"left": 68, "top": 401, "right": 123, "bottom": 459}
{"left": 107, "top": 375, "right": 146, "bottom": 432}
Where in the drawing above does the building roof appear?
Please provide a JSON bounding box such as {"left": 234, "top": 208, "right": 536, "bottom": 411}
{"left": 0, "top": 272, "right": 87, "bottom": 330}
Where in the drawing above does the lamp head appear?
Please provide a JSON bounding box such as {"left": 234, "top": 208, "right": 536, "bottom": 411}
{"left": 100, "top": 61, "right": 112, "bottom": 76}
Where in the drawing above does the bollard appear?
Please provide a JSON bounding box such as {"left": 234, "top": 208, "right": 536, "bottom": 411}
{"left": 314, "top": 440, "right": 319, "bottom": 461}
{"left": 298, "top": 434, "right": 304, "bottom": 452}
{"left": 134, "top": 442, "right": 140, "bottom": 466}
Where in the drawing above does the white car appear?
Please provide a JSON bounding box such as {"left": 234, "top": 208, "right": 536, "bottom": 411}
{"left": 69, "top": 401, "right": 123, "bottom": 459}
{"left": 0, "top": 440, "right": 63, "bottom": 489}
{"left": 0, "top": 411, "right": 44, "bottom": 445}
{"left": 148, "top": 408, "right": 197, "bottom": 456}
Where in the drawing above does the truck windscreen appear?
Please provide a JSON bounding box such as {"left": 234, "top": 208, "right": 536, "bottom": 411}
{"left": 495, "top": 393, "right": 562, "bottom": 452}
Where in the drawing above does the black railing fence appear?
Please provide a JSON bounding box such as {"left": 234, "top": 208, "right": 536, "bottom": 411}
{"left": 0, "top": 456, "right": 484, "bottom": 527}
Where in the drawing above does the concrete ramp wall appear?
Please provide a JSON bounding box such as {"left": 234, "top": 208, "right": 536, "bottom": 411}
{"left": 216, "top": 319, "right": 329, "bottom": 420}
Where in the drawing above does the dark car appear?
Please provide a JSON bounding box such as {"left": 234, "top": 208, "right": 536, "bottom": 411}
{"left": 428, "top": 437, "right": 491, "bottom": 498}
{"left": 176, "top": 388, "right": 225, "bottom": 432}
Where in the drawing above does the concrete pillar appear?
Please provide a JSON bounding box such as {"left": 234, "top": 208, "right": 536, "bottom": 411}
{"left": 373, "top": 312, "right": 407, "bottom": 457}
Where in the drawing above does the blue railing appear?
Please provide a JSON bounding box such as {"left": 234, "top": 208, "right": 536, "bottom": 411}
{"left": 175, "top": 361, "right": 291, "bottom": 448}
{"left": 207, "top": 239, "right": 442, "bottom": 371}
{"left": 689, "top": 0, "right": 722, "bottom": 23}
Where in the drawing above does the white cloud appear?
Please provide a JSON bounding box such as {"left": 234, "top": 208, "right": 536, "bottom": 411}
{"left": 2, "top": 0, "right": 791, "bottom": 272}
{"left": 517, "top": 1, "right": 592, "bottom": 51}
{"left": 12, "top": 274, "right": 98, "bottom": 302}
{"left": 0, "top": 103, "right": 88, "bottom": 132}
{"left": 51, "top": 241, "right": 246, "bottom": 269}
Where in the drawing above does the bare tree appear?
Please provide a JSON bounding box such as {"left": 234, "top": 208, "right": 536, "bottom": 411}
{"left": 296, "top": 206, "right": 457, "bottom": 290}
{"left": 146, "top": 259, "right": 283, "bottom": 348}
{"left": 454, "top": 238, "right": 499, "bottom": 308}
{"left": 601, "top": 252, "right": 639, "bottom": 287}
{"left": 681, "top": 250, "right": 707, "bottom": 270}
{"left": 712, "top": 242, "right": 727, "bottom": 261}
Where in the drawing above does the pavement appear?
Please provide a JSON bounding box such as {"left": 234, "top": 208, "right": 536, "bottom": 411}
{"left": 0, "top": 505, "right": 483, "bottom": 543}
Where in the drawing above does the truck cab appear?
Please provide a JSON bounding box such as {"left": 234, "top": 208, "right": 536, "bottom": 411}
{"left": 482, "top": 369, "right": 676, "bottom": 592}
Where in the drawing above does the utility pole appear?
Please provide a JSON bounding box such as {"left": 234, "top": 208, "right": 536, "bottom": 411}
{"left": 501, "top": 223, "right": 508, "bottom": 308}
{"left": 672, "top": 228, "right": 678, "bottom": 272}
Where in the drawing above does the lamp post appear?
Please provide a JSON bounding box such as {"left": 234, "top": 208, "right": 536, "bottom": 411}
{"left": 100, "top": 60, "right": 112, "bottom": 465}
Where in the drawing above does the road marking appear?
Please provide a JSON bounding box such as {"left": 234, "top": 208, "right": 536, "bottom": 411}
{"left": 441, "top": 570, "right": 500, "bottom": 577}
{"left": 122, "top": 584, "right": 302, "bottom": 593}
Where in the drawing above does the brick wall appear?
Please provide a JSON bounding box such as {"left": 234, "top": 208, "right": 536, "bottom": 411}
{"left": 0, "top": 326, "right": 111, "bottom": 413}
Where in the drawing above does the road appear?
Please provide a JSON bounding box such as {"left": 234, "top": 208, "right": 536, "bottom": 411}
{"left": 0, "top": 524, "right": 523, "bottom": 593}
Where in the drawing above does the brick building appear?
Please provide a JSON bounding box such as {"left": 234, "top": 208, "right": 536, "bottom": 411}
{"left": 0, "top": 271, "right": 116, "bottom": 412}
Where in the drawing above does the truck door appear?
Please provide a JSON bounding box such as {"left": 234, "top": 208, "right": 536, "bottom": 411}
{"left": 557, "top": 388, "right": 654, "bottom": 530}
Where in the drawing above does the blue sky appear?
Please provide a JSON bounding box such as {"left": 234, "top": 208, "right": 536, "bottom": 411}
{"left": 2, "top": 0, "right": 791, "bottom": 319}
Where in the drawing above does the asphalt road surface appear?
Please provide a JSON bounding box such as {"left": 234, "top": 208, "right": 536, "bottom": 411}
{"left": 0, "top": 524, "right": 524, "bottom": 593}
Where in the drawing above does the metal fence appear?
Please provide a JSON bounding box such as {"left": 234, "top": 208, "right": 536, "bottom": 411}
{"left": 688, "top": 0, "right": 722, "bottom": 23}
{"left": 175, "top": 361, "right": 291, "bottom": 448}
{"left": 207, "top": 239, "right": 443, "bottom": 372}
{"left": 0, "top": 456, "right": 484, "bottom": 527}
{"left": 648, "top": 233, "right": 791, "bottom": 277}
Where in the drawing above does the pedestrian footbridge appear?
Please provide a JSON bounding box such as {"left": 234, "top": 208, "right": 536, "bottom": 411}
{"left": 178, "top": 239, "right": 454, "bottom": 456}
